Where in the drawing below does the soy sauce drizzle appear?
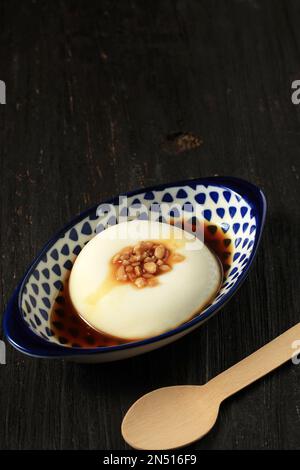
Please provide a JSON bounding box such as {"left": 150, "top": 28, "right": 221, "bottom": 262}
{"left": 50, "top": 220, "right": 233, "bottom": 348}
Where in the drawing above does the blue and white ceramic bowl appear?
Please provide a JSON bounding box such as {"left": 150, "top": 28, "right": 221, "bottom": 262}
{"left": 4, "top": 177, "right": 266, "bottom": 362}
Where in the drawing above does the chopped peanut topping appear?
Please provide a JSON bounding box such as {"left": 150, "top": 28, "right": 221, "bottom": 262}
{"left": 159, "top": 264, "right": 171, "bottom": 272}
{"left": 135, "top": 277, "right": 146, "bottom": 288}
{"left": 111, "top": 240, "right": 184, "bottom": 288}
{"left": 116, "top": 265, "right": 127, "bottom": 281}
{"left": 154, "top": 245, "right": 165, "bottom": 259}
{"left": 144, "top": 261, "right": 157, "bottom": 274}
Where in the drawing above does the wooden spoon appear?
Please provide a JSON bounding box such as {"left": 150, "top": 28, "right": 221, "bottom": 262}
{"left": 122, "top": 323, "right": 300, "bottom": 450}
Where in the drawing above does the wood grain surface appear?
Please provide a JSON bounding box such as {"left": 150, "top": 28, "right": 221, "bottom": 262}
{"left": 0, "top": 0, "right": 299, "bottom": 450}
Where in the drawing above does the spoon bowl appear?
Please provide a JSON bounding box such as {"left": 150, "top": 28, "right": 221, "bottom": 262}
{"left": 122, "top": 385, "right": 220, "bottom": 450}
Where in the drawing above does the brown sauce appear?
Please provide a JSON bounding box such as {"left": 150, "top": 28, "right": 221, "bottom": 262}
{"left": 50, "top": 220, "right": 233, "bottom": 348}
{"left": 173, "top": 219, "right": 233, "bottom": 277}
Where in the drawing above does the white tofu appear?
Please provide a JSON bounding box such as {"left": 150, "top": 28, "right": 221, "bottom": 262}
{"left": 69, "top": 220, "right": 221, "bottom": 340}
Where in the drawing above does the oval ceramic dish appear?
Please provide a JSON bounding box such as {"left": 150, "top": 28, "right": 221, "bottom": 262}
{"left": 4, "top": 177, "right": 266, "bottom": 362}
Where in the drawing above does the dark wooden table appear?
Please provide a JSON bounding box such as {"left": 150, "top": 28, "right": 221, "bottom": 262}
{"left": 0, "top": 0, "right": 300, "bottom": 451}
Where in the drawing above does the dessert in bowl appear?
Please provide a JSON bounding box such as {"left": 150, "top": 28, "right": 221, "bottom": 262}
{"left": 3, "top": 177, "right": 266, "bottom": 362}
{"left": 69, "top": 220, "right": 222, "bottom": 341}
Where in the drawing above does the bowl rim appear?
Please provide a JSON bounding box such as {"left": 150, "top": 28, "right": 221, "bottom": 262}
{"left": 3, "top": 176, "right": 267, "bottom": 357}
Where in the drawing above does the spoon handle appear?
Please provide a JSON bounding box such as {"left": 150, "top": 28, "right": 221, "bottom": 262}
{"left": 208, "top": 322, "right": 300, "bottom": 401}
